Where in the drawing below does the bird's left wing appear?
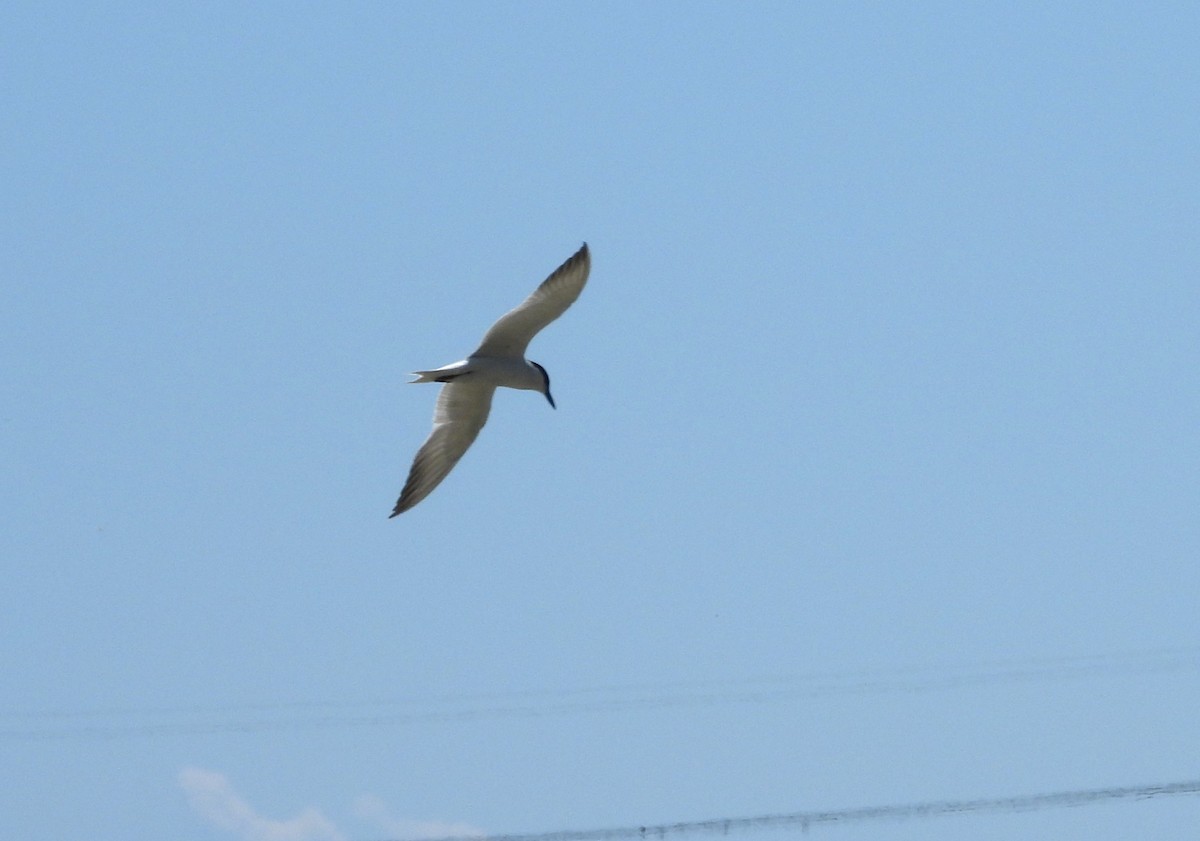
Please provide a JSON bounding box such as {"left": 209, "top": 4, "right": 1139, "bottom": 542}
{"left": 390, "top": 381, "right": 496, "bottom": 516}
{"left": 472, "top": 243, "right": 590, "bottom": 358}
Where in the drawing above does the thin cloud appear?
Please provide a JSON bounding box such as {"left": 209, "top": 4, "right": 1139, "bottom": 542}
{"left": 179, "top": 767, "right": 346, "bottom": 841}
{"left": 354, "top": 794, "right": 486, "bottom": 840}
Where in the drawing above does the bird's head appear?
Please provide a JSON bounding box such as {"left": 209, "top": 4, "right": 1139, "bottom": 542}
{"left": 529, "top": 361, "right": 555, "bottom": 409}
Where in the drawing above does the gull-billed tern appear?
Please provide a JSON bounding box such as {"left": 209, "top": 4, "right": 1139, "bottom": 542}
{"left": 390, "top": 243, "right": 591, "bottom": 517}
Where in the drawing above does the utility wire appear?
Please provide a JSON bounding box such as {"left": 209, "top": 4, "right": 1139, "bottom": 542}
{"left": 384, "top": 779, "right": 1200, "bottom": 841}
{"left": 4, "top": 645, "right": 1198, "bottom": 741}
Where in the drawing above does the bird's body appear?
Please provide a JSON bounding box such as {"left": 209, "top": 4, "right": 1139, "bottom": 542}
{"left": 390, "top": 243, "right": 591, "bottom": 517}
{"left": 409, "top": 356, "right": 548, "bottom": 392}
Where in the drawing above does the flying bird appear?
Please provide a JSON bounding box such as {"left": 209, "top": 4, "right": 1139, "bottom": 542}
{"left": 390, "top": 243, "right": 591, "bottom": 517}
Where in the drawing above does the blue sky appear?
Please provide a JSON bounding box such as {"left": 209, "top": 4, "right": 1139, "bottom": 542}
{"left": 3, "top": 2, "right": 1199, "bottom": 839}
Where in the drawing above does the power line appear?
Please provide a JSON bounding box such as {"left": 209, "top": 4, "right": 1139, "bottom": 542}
{"left": 382, "top": 779, "right": 1200, "bottom": 841}
{"left": 4, "top": 645, "right": 1198, "bottom": 740}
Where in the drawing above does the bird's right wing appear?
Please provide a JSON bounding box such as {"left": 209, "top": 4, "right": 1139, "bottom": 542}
{"left": 390, "top": 381, "right": 496, "bottom": 516}
{"left": 473, "top": 243, "right": 591, "bottom": 358}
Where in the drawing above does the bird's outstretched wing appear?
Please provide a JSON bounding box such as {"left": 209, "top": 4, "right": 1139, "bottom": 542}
{"left": 390, "top": 381, "right": 496, "bottom": 516}
{"left": 473, "top": 243, "right": 591, "bottom": 358}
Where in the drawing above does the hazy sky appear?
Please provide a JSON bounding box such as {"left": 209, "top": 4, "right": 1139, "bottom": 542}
{"left": 3, "top": 3, "right": 1198, "bottom": 840}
